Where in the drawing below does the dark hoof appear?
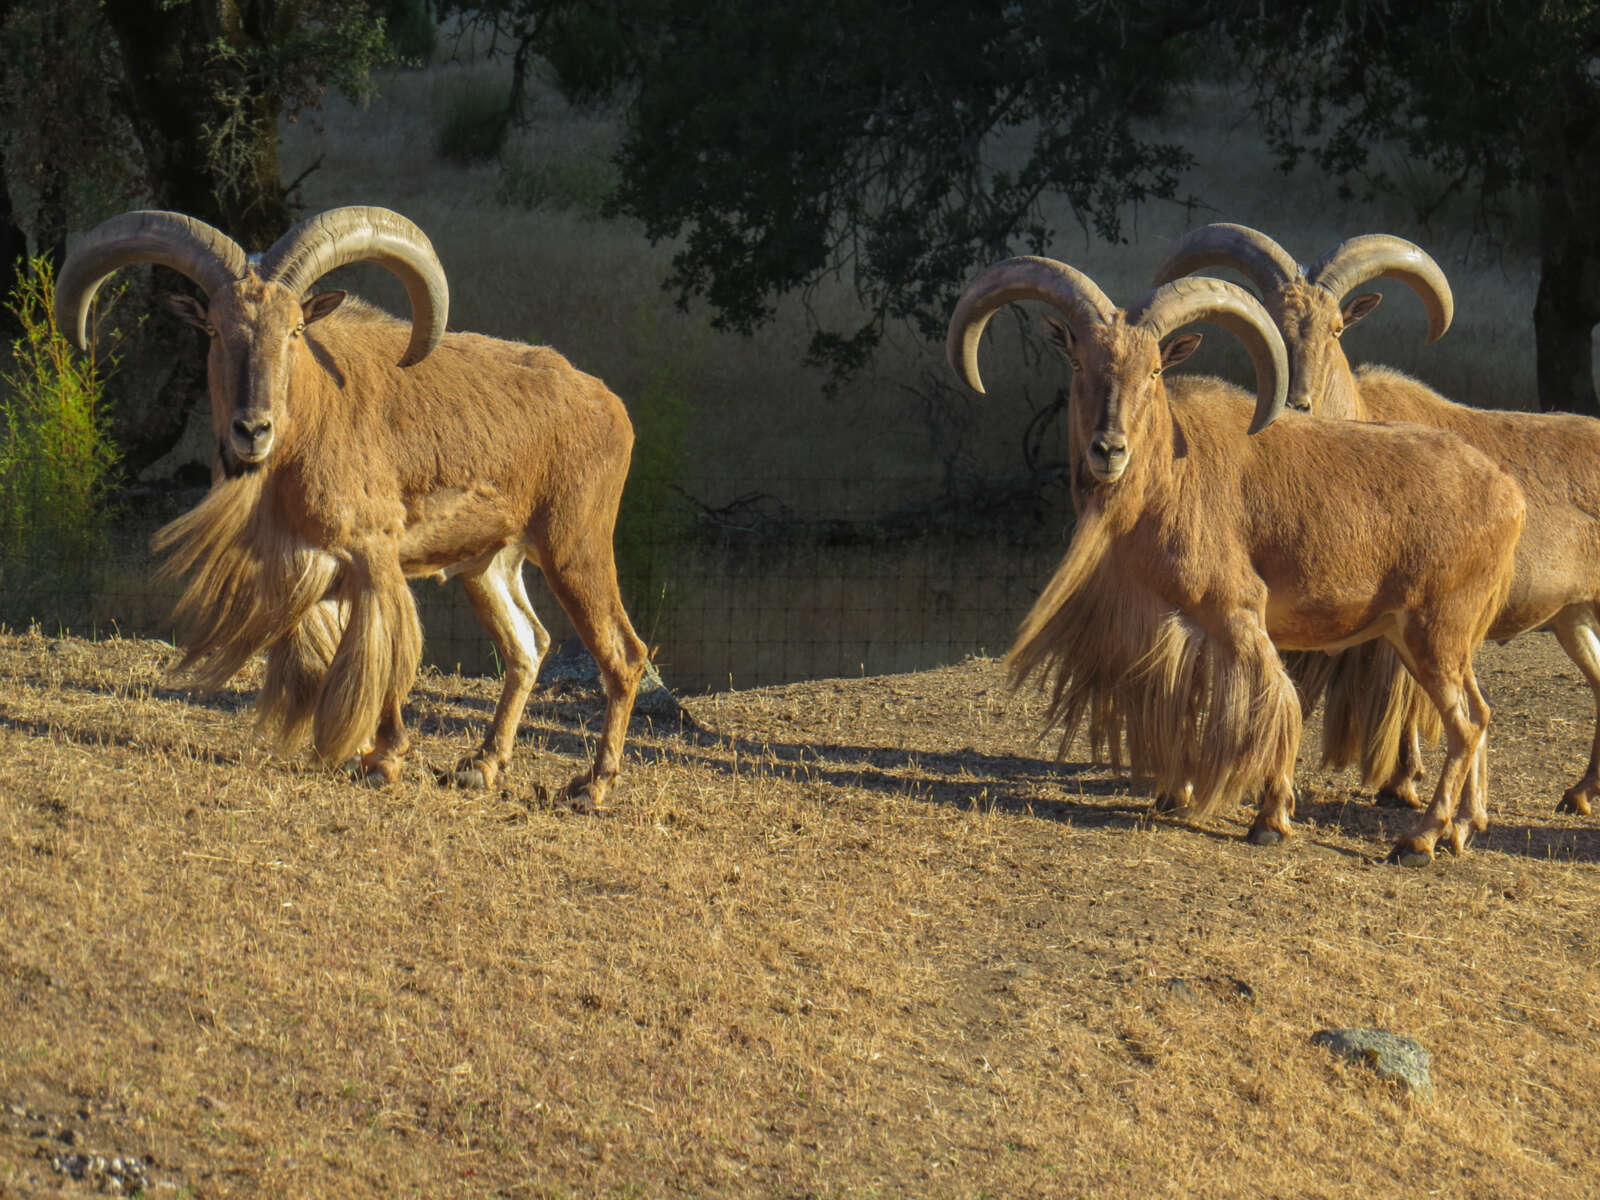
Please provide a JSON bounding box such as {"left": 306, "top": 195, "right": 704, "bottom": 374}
{"left": 1374, "top": 788, "right": 1422, "bottom": 810}
{"left": 1246, "top": 826, "right": 1284, "bottom": 847}
{"left": 451, "top": 765, "right": 489, "bottom": 790}
{"left": 358, "top": 768, "right": 390, "bottom": 790}
{"left": 1556, "top": 794, "right": 1593, "bottom": 816}
{"left": 1386, "top": 846, "right": 1433, "bottom": 868}
{"left": 560, "top": 789, "right": 599, "bottom": 816}
{"left": 1152, "top": 793, "right": 1184, "bottom": 814}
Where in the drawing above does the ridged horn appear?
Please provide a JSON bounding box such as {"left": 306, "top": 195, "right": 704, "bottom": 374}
{"left": 1150, "top": 222, "right": 1302, "bottom": 297}
{"left": 256, "top": 206, "right": 449, "bottom": 366}
{"left": 1131, "top": 277, "right": 1290, "bottom": 434}
{"left": 54, "top": 211, "right": 248, "bottom": 351}
{"left": 946, "top": 256, "right": 1115, "bottom": 394}
{"left": 1306, "top": 234, "right": 1453, "bottom": 343}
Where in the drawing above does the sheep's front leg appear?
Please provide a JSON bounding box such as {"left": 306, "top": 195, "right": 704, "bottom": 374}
{"left": 1197, "top": 608, "right": 1302, "bottom": 846}
{"left": 1374, "top": 724, "right": 1427, "bottom": 809}
{"left": 315, "top": 541, "right": 422, "bottom": 785}
{"left": 1389, "top": 669, "right": 1488, "bottom": 867}
{"left": 358, "top": 694, "right": 412, "bottom": 786}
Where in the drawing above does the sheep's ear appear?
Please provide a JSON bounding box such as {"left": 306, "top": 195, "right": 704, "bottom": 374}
{"left": 163, "top": 292, "right": 212, "bottom": 333}
{"left": 303, "top": 290, "right": 345, "bottom": 324}
{"left": 1043, "top": 316, "right": 1074, "bottom": 356}
{"left": 1160, "top": 331, "right": 1203, "bottom": 369}
{"left": 1340, "top": 292, "right": 1382, "bottom": 329}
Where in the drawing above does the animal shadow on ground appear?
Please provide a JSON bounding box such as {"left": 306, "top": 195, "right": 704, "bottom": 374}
{"left": 1284, "top": 784, "right": 1600, "bottom": 865}
{"left": 408, "top": 677, "right": 1163, "bottom": 830}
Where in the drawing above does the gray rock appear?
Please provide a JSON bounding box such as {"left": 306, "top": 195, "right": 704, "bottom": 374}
{"left": 539, "top": 637, "right": 694, "bottom": 727}
{"left": 1311, "top": 1028, "right": 1434, "bottom": 1100}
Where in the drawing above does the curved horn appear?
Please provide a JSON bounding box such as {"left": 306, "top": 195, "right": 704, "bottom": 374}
{"left": 1131, "top": 277, "right": 1290, "bottom": 434}
{"left": 946, "top": 256, "right": 1115, "bottom": 394}
{"left": 1150, "top": 222, "right": 1301, "bottom": 297}
{"left": 1306, "top": 234, "right": 1453, "bottom": 343}
{"left": 55, "top": 211, "right": 248, "bottom": 351}
{"left": 257, "top": 206, "right": 449, "bottom": 366}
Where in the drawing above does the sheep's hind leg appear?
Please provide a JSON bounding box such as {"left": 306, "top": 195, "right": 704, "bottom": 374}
{"left": 1388, "top": 666, "right": 1488, "bottom": 867}
{"left": 537, "top": 541, "right": 647, "bottom": 815}
{"left": 452, "top": 545, "right": 550, "bottom": 789}
{"left": 1374, "top": 724, "right": 1427, "bottom": 809}
{"left": 1550, "top": 606, "right": 1600, "bottom": 816}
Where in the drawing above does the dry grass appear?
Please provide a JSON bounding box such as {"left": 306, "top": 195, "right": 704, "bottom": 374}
{"left": 1, "top": 628, "right": 1597, "bottom": 1197}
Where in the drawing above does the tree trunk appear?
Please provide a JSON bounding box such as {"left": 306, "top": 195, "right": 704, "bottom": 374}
{"left": 1532, "top": 78, "right": 1600, "bottom": 417}
{"left": 101, "top": 0, "right": 290, "bottom": 248}
{"left": 1533, "top": 241, "right": 1600, "bottom": 418}
{"left": 0, "top": 149, "right": 27, "bottom": 338}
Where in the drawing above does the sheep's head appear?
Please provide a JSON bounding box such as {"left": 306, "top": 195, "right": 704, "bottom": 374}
{"left": 946, "top": 256, "right": 1287, "bottom": 491}
{"left": 55, "top": 206, "right": 449, "bottom": 475}
{"left": 1042, "top": 314, "right": 1202, "bottom": 485}
{"left": 1151, "top": 224, "right": 1452, "bottom": 418}
{"left": 165, "top": 277, "right": 346, "bottom": 470}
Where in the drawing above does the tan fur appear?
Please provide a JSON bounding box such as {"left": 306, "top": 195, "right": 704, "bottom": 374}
{"left": 153, "top": 472, "right": 342, "bottom": 699}
{"left": 257, "top": 600, "right": 346, "bottom": 753}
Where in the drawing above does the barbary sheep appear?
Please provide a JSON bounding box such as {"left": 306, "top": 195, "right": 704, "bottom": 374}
{"left": 56, "top": 206, "right": 649, "bottom": 811}
{"left": 1155, "top": 223, "right": 1600, "bottom": 817}
{"left": 947, "top": 256, "right": 1524, "bottom": 863}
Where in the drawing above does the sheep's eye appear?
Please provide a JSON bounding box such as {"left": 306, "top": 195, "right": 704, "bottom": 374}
{"left": 1331, "top": 325, "right": 1344, "bottom": 338}
{"left": 1150, "top": 366, "right": 1162, "bottom": 379}
{"left": 293, "top": 321, "right": 305, "bottom": 336}
{"left": 204, "top": 325, "right": 217, "bottom": 338}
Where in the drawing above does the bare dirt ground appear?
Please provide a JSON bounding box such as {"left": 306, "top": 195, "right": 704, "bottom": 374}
{"left": 0, "top": 627, "right": 1596, "bottom": 1198}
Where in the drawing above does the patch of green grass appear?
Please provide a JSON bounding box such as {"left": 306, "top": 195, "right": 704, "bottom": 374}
{"left": 497, "top": 142, "right": 618, "bottom": 218}
{"left": 0, "top": 256, "right": 122, "bottom": 619}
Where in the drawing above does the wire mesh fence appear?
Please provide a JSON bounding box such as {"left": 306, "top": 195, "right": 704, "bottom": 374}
{"left": 0, "top": 473, "right": 1076, "bottom": 692}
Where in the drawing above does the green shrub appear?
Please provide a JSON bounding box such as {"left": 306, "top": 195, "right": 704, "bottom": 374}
{"left": 0, "top": 256, "right": 121, "bottom": 613}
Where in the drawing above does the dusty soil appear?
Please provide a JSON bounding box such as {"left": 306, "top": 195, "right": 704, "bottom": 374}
{"left": 0, "top": 627, "right": 1596, "bottom": 1198}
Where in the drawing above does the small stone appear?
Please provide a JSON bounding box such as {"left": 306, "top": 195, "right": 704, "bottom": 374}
{"left": 539, "top": 637, "right": 696, "bottom": 727}
{"left": 1311, "top": 1028, "right": 1434, "bottom": 1100}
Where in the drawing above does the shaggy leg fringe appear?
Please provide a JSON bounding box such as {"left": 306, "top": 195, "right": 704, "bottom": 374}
{"left": 1319, "top": 641, "right": 1442, "bottom": 787}
{"left": 1006, "top": 515, "right": 1300, "bottom": 819}
{"left": 154, "top": 475, "right": 420, "bottom": 761}
{"left": 257, "top": 600, "right": 347, "bottom": 753}
{"left": 311, "top": 568, "right": 421, "bottom": 766}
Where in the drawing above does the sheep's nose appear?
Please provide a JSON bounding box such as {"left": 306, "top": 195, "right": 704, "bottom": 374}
{"left": 233, "top": 416, "right": 272, "bottom": 442}
{"left": 231, "top": 415, "right": 274, "bottom": 460}
{"left": 1091, "top": 431, "right": 1127, "bottom": 463}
